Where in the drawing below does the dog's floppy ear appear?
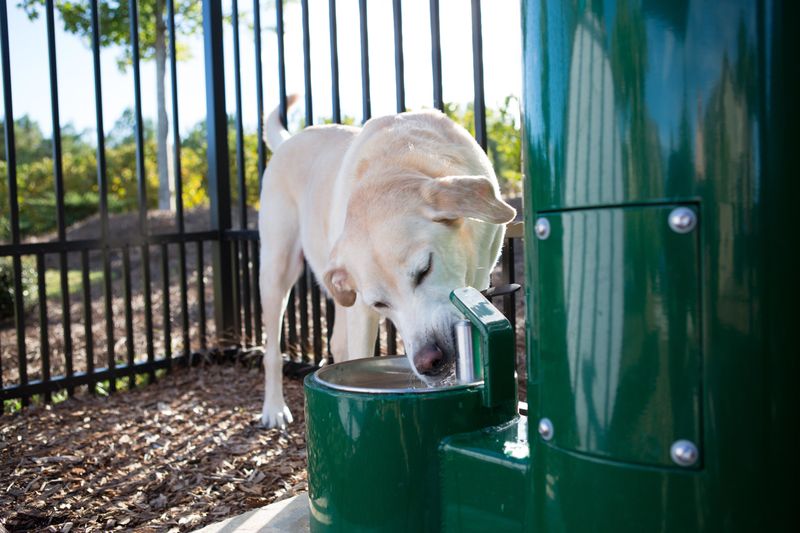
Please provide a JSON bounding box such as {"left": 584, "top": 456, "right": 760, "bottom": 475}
{"left": 421, "top": 175, "right": 516, "bottom": 224}
{"left": 323, "top": 266, "right": 357, "bottom": 307}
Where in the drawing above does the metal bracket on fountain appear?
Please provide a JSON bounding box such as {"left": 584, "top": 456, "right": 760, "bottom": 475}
{"left": 450, "top": 287, "right": 517, "bottom": 410}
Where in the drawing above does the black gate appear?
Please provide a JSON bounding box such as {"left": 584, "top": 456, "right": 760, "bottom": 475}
{"left": 0, "top": 0, "right": 522, "bottom": 409}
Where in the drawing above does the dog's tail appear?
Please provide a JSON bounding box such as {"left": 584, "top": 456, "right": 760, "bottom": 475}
{"left": 264, "top": 93, "right": 300, "bottom": 151}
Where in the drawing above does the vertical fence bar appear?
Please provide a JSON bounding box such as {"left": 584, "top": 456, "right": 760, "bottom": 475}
{"left": 177, "top": 241, "right": 190, "bottom": 359}
{"left": 122, "top": 245, "right": 134, "bottom": 388}
{"left": 392, "top": 0, "right": 405, "bottom": 113}
{"left": 328, "top": 0, "right": 340, "bottom": 122}
{"left": 311, "top": 282, "right": 322, "bottom": 364}
{"left": 80, "top": 249, "right": 95, "bottom": 392}
{"left": 286, "top": 300, "right": 295, "bottom": 357}
{"left": 231, "top": 0, "right": 252, "bottom": 345}
{"left": 252, "top": 239, "right": 262, "bottom": 344}
{"left": 276, "top": 0, "right": 287, "bottom": 125}
{"left": 168, "top": 0, "right": 190, "bottom": 360}
{"left": 102, "top": 246, "right": 115, "bottom": 391}
{"left": 298, "top": 270, "right": 309, "bottom": 361}
{"left": 325, "top": 298, "right": 334, "bottom": 359}
{"left": 240, "top": 242, "right": 252, "bottom": 345}
{"left": 503, "top": 237, "right": 517, "bottom": 334}
{"left": 44, "top": 0, "right": 66, "bottom": 394}
{"left": 253, "top": 0, "right": 266, "bottom": 181}
{"left": 236, "top": 245, "right": 249, "bottom": 347}
{"left": 90, "top": 0, "right": 115, "bottom": 393}
{"left": 203, "top": 0, "right": 235, "bottom": 348}
{"left": 232, "top": 0, "right": 247, "bottom": 232}
{"left": 58, "top": 252, "right": 73, "bottom": 396}
{"left": 386, "top": 322, "right": 397, "bottom": 355}
{"left": 231, "top": 240, "right": 242, "bottom": 343}
{"left": 470, "top": 0, "right": 487, "bottom": 151}
{"left": 197, "top": 240, "right": 207, "bottom": 351}
{"left": 166, "top": 0, "right": 182, "bottom": 218}
{"left": 101, "top": 248, "right": 114, "bottom": 389}
{"left": 429, "top": 0, "right": 443, "bottom": 111}
{"left": 161, "top": 243, "right": 172, "bottom": 366}
{"left": 275, "top": 0, "right": 294, "bottom": 353}
{"left": 300, "top": 0, "right": 321, "bottom": 363}
{"left": 45, "top": 0, "right": 64, "bottom": 241}
{"left": 0, "top": 0, "right": 27, "bottom": 406}
{"left": 45, "top": 0, "right": 75, "bottom": 397}
{"left": 301, "top": 0, "right": 312, "bottom": 121}
{"left": 129, "top": 0, "right": 156, "bottom": 381}
{"left": 358, "top": 0, "right": 371, "bottom": 122}
{"left": 36, "top": 253, "right": 51, "bottom": 402}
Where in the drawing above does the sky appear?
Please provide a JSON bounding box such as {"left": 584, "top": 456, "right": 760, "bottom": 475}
{"left": 1, "top": 0, "right": 522, "bottom": 139}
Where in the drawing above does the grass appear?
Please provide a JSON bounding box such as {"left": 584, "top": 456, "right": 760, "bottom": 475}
{"left": 43, "top": 268, "right": 106, "bottom": 299}
{"left": 2, "top": 260, "right": 108, "bottom": 322}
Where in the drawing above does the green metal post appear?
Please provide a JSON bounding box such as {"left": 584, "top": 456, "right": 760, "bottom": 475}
{"left": 522, "top": 0, "right": 798, "bottom": 530}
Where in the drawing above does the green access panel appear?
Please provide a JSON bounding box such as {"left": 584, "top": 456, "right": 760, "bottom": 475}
{"left": 534, "top": 205, "right": 702, "bottom": 467}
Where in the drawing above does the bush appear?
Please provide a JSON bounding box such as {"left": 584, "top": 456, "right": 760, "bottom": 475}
{"left": 0, "top": 257, "right": 35, "bottom": 322}
{"left": 13, "top": 193, "right": 132, "bottom": 238}
{"left": 444, "top": 96, "right": 522, "bottom": 197}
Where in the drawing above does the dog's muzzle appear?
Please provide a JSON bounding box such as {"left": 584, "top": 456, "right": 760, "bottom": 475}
{"left": 413, "top": 343, "right": 448, "bottom": 376}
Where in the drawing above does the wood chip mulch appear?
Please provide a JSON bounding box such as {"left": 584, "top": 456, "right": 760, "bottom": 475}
{"left": 0, "top": 363, "right": 307, "bottom": 532}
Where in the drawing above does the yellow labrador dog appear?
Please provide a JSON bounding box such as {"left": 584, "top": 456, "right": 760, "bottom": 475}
{"left": 258, "top": 96, "right": 516, "bottom": 428}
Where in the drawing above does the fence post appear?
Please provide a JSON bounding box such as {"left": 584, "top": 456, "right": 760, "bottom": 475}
{"left": 203, "top": 0, "right": 235, "bottom": 347}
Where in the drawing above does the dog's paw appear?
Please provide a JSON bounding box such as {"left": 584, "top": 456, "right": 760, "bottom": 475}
{"left": 260, "top": 401, "right": 294, "bottom": 429}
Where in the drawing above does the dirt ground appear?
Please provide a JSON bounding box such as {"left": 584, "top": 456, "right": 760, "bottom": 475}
{"left": 0, "top": 363, "right": 307, "bottom": 532}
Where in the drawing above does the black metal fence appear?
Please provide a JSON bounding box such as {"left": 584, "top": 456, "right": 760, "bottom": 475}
{"left": 0, "top": 0, "right": 522, "bottom": 409}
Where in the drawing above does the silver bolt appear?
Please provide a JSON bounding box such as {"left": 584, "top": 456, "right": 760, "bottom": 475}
{"left": 668, "top": 207, "right": 697, "bottom": 234}
{"left": 538, "top": 417, "right": 554, "bottom": 441}
{"left": 670, "top": 439, "right": 699, "bottom": 467}
{"left": 534, "top": 218, "right": 551, "bottom": 240}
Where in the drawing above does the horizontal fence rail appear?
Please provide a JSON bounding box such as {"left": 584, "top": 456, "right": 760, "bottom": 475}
{"left": 0, "top": 0, "right": 524, "bottom": 409}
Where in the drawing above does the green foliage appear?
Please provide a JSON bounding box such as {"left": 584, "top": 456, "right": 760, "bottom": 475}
{"left": 2, "top": 371, "right": 163, "bottom": 413}
{"left": 229, "top": 121, "right": 268, "bottom": 210}
{"left": 0, "top": 99, "right": 520, "bottom": 241}
{"left": 0, "top": 114, "right": 159, "bottom": 239}
{"left": 444, "top": 96, "right": 522, "bottom": 196}
{"left": 0, "top": 256, "right": 36, "bottom": 321}
{"left": 3, "top": 398, "right": 23, "bottom": 414}
{"left": 0, "top": 254, "right": 104, "bottom": 321}
{"left": 174, "top": 118, "right": 269, "bottom": 210}
{"left": 18, "top": 0, "right": 203, "bottom": 69}
{"left": 0, "top": 112, "right": 270, "bottom": 237}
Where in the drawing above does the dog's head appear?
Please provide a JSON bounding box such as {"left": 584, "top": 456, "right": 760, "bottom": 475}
{"left": 323, "top": 174, "right": 515, "bottom": 384}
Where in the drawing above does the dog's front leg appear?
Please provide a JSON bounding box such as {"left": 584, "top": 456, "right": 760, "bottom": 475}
{"left": 329, "top": 302, "right": 349, "bottom": 363}
{"left": 259, "top": 242, "right": 303, "bottom": 429}
{"left": 344, "top": 301, "right": 381, "bottom": 360}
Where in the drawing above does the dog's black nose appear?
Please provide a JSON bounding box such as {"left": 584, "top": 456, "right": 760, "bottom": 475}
{"left": 414, "top": 344, "right": 446, "bottom": 376}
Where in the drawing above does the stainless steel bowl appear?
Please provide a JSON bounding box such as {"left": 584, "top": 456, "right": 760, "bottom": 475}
{"left": 314, "top": 355, "right": 482, "bottom": 394}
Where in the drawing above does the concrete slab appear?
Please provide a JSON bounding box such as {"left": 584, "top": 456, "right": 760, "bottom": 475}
{"left": 194, "top": 493, "right": 310, "bottom": 533}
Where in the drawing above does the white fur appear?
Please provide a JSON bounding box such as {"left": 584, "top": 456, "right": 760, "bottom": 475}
{"left": 258, "top": 98, "right": 515, "bottom": 428}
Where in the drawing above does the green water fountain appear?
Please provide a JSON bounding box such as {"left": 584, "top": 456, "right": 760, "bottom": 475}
{"left": 304, "top": 0, "right": 796, "bottom": 531}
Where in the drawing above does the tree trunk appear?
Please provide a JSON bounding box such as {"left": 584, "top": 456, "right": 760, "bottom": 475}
{"left": 155, "top": 0, "right": 174, "bottom": 210}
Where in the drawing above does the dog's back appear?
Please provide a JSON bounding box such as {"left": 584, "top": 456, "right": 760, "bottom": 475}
{"left": 260, "top": 110, "right": 359, "bottom": 278}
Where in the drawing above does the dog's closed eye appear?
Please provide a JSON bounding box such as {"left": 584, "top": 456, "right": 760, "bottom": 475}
{"left": 373, "top": 301, "right": 390, "bottom": 309}
{"left": 414, "top": 253, "right": 433, "bottom": 288}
